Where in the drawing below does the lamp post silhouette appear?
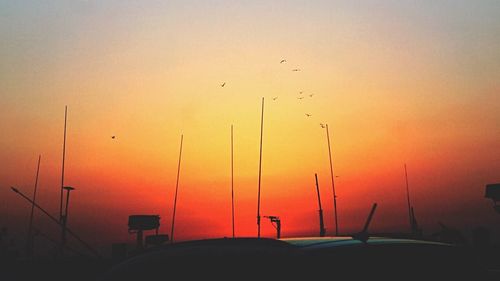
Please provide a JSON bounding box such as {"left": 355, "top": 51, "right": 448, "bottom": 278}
{"left": 60, "top": 186, "right": 75, "bottom": 255}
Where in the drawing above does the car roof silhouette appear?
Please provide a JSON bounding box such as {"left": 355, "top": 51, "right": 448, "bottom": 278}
{"left": 282, "top": 236, "right": 451, "bottom": 248}
{"left": 100, "top": 236, "right": 484, "bottom": 281}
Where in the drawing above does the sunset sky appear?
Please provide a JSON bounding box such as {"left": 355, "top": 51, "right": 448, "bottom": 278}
{"left": 1, "top": 1, "right": 499, "bottom": 253}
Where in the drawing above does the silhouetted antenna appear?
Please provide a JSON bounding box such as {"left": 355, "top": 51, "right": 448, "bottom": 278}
{"left": 410, "top": 207, "right": 421, "bottom": 236}
{"left": 257, "top": 97, "right": 264, "bottom": 238}
{"left": 362, "top": 203, "right": 377, "bottom": 233}
{"left": 352, "top": 203, "right": 378, "bottom": 243}
{"left": 10, "top": 186, "right": 101, "bottom": 258}
{"left": 59, "top": 106, "right": 68, "bottom": 221}
{"left": 314, "top": 173, "right": 326, "bottom": 237}
{"left": 404, "top": 163, "right": 412, "bottom": 232}
{"left": 325, "top": 124, "right": 339, "bottom": 235}
{"left": 231, "top": 125, "right": 235, "bottom": 238}
{"left": 170, "top": 134, "right": 183, "bottom": 243}
{"left": 26, "top": 154, "right": 41, "bottom": 258}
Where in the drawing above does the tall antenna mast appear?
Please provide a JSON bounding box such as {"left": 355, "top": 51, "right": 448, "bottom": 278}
{"left": 170, "top": 134, "right": 183, "bottom": 243}
{"left": 231, "top": 125, "right": 235, "bottom": 238}
{"left": 59, "top": 106, "right": 68, "bottom": 221}
{"left": 315, "top": 173, "right": 326, "bottom": 237}
{"left": 257, "top": 98, "right": 264, "bottom": 238}
{"left": 26, "top": 155, "right": 41, "bottom": 257}
{"left": 404, "top": 163, "right": 412, "bottom": 232}
{"left": 325, "top": 124, "right": 339, "bottom": 236}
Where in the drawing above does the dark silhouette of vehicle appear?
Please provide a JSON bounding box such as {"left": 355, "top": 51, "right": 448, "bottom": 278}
{"left": 99, "top": 236, "right": 488, "bottom": 281}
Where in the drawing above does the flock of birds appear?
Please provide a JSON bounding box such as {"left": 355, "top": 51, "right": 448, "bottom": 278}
{"left": 111, "top": 59, "right": 323, "bottom": 140}
{"left": 219, "top": 58, "right": 317, "bottom": 119}
{"left": 220, "top": 59, "right": 318, "bottom": 120}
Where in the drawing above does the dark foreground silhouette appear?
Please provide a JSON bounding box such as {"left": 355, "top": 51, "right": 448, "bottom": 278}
{"left": 99, "top": 237, "right": 493, "bottom": 281}
{"left": 3, "top": 237, "right": 500, "bottom": 281}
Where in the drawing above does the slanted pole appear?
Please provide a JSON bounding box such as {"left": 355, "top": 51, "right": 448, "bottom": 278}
{"left": 170, "top": 134, "right": 183, "bottom": 243}
{"left": 315, "top": 173, "right": 326, "bottom": 237}
{"left": 26, "top": 155, "right": 41, "bottom": 257}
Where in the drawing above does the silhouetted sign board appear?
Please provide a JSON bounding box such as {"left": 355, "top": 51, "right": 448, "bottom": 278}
{"left": 128, "top": 215, "right": 160, "bottom": 231}
{"left": 485, "top": 184, "right": 500, "bottom": 201}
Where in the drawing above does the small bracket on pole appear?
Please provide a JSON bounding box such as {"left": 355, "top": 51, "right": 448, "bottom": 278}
{"left": 264, "top": 216, "right": 281, "bottom": 239}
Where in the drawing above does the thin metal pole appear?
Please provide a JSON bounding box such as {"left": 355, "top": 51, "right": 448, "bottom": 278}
{"left": 170, "top": 134, "right": 183, "bottom": 243}
{"left": 231, "top": 125, "right": 235, "bottom": 238}
{"left": 315, "top": 173, "right": 326, "bottom": 237}
{"left": 26, "top": 155, "right": 41, "bottom": 257}
{"left": 326, "top": 124, "right": 338, "bottom": 236}
{"left": 404, "top": 163, "right": 412, "bottom": 232}
{"left": 362, "top": 203, "right": 378, "bottom": 233}
{"left": 276, "top": 220, "right": 281, "bottom": 239}
{"left": 257, "top": 97, "right": 264, "bottom": 238}
{"left": 60, "top": 106, "right": 67, "bottom": 221}
{"left": 11, "top": 187, "right": 101, "bottom": 258}
{"left": 64, "top": 189, "right": 71, "bottom": 219}
{"left": 315, "top": 174, "right": 323, "bottom": 211}
{"left": 61, "top": 188, "right": 72, "bottom": 249}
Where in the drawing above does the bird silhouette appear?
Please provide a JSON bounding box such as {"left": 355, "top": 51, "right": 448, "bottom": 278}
{"left": 320, "top": 123, "right": 326, "bottom": 128}
{"left": 272, "top": 97, "right": 278, "bottom": 101}
{"left": 297, "top": 96, "right": 304, "bottom": 100}
{"left": 221, "top": 82, "right": 226, "bottom": 87}
{"left": 111, "top": 136, "right": 116, "bottom": 139}
{"left": 305, "top": 113, "right": 312, "bottom": 117}
{"left": 280, "top": 59, "right": 286, "bottom": 64}
{"left": 309, "top": 94, "right": 314, "bottom": 97}
{"left": 299, "top": 91, "right": 303, "bottom": 95}
{"left": 292, "top": 68, "right": 301, "bottom": 72}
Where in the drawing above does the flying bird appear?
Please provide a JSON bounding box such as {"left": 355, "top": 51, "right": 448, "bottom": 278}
{"left": 221, "top": 82, "right": 226, "bottom": 87}
{"left": 292, "top": 68, "right": 301, "bottom": 72}
{"left": 320, "top": 123, "right": 326, "bottom": 128}
{"left": 309, "top": 94, "right": 314, "bottom": 97}
{"left": 272, "top": 96, "right": 278, "bottom": 101}
{"left": 297, "top": 96, "right": 304, "bottom": 100}
{"left": 280, "top": 59, "right": 286, "bottom": 64}
{"left": 299, "top": 91, "right": 303, "bottom": 95}
{"left": 305, "top": 113, "right": 312, "bottom": 117}
{"left": 111, "top": 136, "right": 116, "bottom": 139}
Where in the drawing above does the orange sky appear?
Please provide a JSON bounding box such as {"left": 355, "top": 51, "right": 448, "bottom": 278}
{"left": 1, "top": 1, "right": 499, "bottom": 253}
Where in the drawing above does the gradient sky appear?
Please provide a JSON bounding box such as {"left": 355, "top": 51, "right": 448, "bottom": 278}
{"left": 1, "top": 0, "right": 499, "bottom": 254}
